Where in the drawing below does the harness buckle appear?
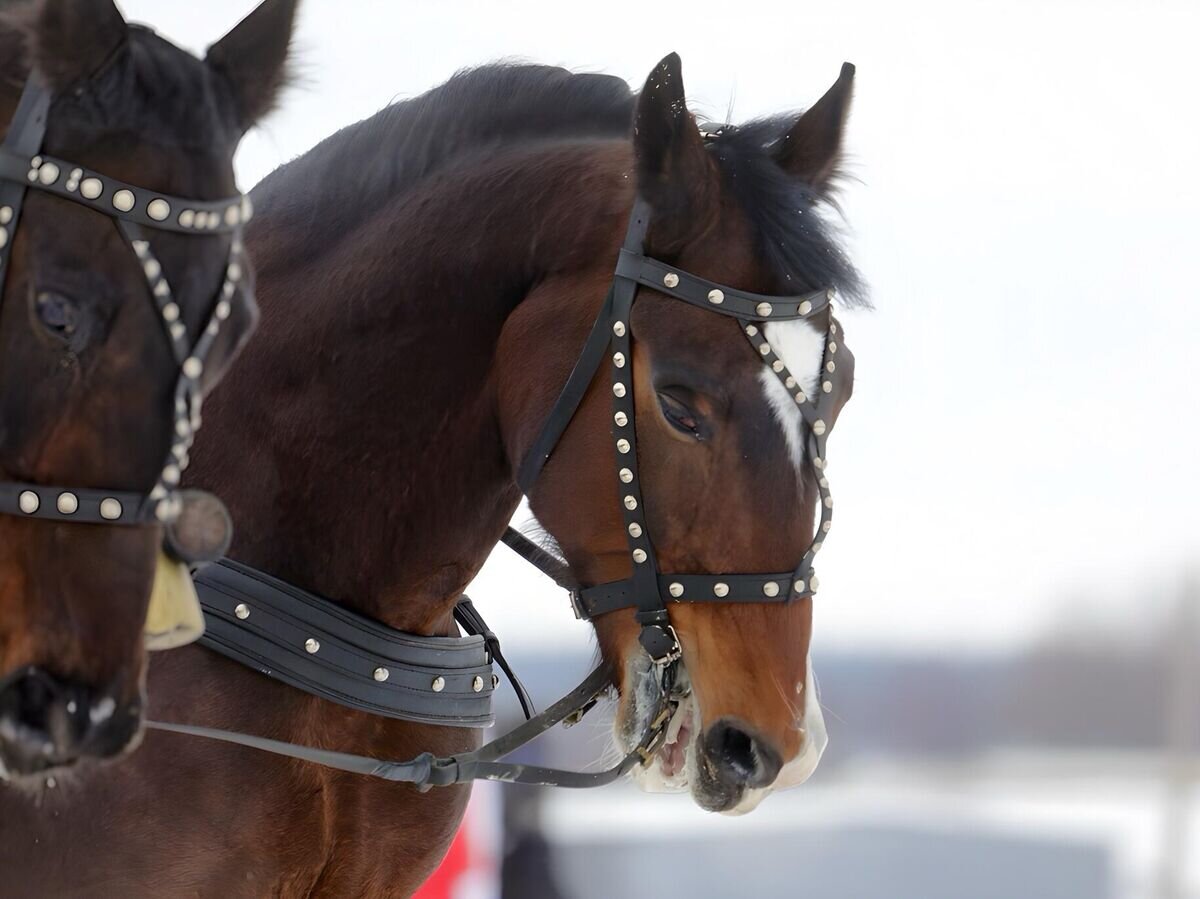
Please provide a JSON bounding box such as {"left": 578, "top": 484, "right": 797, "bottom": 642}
{"left": 568, "top": 589, "right": 587, "bottom": 620}
{"left": 639, "top": 622, "right": 681, "bottom": 667}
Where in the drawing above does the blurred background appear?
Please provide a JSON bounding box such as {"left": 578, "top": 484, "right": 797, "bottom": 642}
{"left": 122, "top": 1, "right": 1199, "bottom": 896}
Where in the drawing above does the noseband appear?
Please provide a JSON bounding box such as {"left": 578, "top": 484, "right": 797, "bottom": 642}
{"left": 0, "top": 76, "right": 251, "bottom": 556}
{"left": 509, "top": 194, "right": 844, "bottom": 663}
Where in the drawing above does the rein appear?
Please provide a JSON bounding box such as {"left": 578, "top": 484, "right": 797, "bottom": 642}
{"left": 0, "top": 75, "right": 250, "bottom": 561}
{"left": 147, "top": 188, "right": 843, "bottom": 790}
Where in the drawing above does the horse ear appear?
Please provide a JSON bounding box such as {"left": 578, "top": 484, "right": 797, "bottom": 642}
{"left": 13, "top": 0, "right": 127, "bottom": 91}
{"left": 774, "top": 62, "right": 855, "bottom": 192}
{"left": 206, "top": 0, "right": 300, "bottom": 133}
{"left": 634, "top": 53, "right": 718, "bottom": 252}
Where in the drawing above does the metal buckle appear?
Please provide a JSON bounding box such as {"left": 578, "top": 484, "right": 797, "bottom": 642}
{"left": 569, "top": 589, "right": 586, "bottom": 620}
{"left": 635, "top": 701, "right": 675, "bottom": 765}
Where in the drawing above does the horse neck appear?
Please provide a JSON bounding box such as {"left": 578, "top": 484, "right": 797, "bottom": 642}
{"left": 191, "top": 142, "right": 629, "bottom": 633}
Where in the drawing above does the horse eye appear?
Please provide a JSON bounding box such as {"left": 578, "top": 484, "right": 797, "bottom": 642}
{"left": 657, "top": 391, "right": 702, "bottom": 437}
{"left": 35, "top": 291, "right": 79, "bottom": 339}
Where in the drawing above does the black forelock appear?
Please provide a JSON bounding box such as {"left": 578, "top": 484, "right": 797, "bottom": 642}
{"left": 704, "top": 118, "right": 867, "bottom": 307}
{"left": 54, "top": 27, "right": 239, "bottom": 153}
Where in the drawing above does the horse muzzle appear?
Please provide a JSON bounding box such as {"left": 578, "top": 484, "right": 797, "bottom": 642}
{"left": 0, "top": 666, "right": 142, "bottom": 779}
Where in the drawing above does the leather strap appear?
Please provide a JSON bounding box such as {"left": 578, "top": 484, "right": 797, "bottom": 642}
{"left": 195, "top": 559, "right": 501, "bottom": 727}
{"left": 148, "top": 663, "right": 674, "bottom": 790}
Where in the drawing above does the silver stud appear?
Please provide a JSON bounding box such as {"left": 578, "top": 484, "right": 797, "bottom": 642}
{"left": 619, "top": 468, "right": 633, "bottom": 483}
{"left": 80, "top": 178, "right": 103, "bottom": 200}
{"left": 373, "top": 667, "right": 389, "bottom": 682}
{"left": 772, "top": 360, "right": 785, "bottom": 373}
{"left": 663, "top": 272, "right": 679, "bottom": 288}
{"left": 0, "top": 206, "right": 11, "bottom": 225}
{"left": 826, "top": 288, "right": 835, "bottom": 302}
{"left": 668, "top": 582, "right": 684, "bottom": 598}
{"left": 143, "top": 259, "right": 161, "bottom": 280}
{"left": 812, "top": 419, "right": 827, "bottom": 436}
{"left": 713, "top": 582, "right": 730, "bottom": 598}
{"left": 810, "top": 575, "right": 821, "bottom": 592}
{"left": 614, "top": 411, "right": 628, "bottom": 427}
{"left": 794, "top": 580, "right": 806, "bottom": 595}
{"left": 831, "top": 322, "right": 838, "bottom": 336}
{"left": 819, "top": 477, "right": 829, "bottom": 488}
{"left": 0, "top": 229, "right": 7, "bottom": 249}
{"left": 756, "top": 302, "right": 773, "bottom": 317}
{"left": 183, "top": 357, "right": 203, "bottom": 380}
{"left": 824, "top": 496, "right": 833, "bottom": 509}
{"left": 162, "top": 302, "right": 180, "bottom": 322}
{"left": 17, "top": 491, "right": 39, "bottom": 514}
{"left": 745, "top": 325, "right": 758, "bottom": 337}
{"left": 131, "top": 240, "right": 149, "bottom": 256}
{"left": 56, "top": 492, "right": 78, "bottom": 515}
{"left": 613, "top": 352, "right": 626, "bottom": 368}
{"left": 632, "top": 549, "right": 647, "bottom": 564}
{"left": 785, "top": 377, "right": 796, "bottom": 389}
{"left": 492, "top": 674, "right": 500, "bottom": 689}
{"left": 813, "top": 457, "right": 825, "bottom": 470}
{"left": 154, "top": 281, "right": 170, "bottom": 298}
{"left": 224, "top": 205, "right": 241, "bottom": 227}
{"left": 178, "top": 209, "right": 196, "bottom": 228}
{"left": 826, "top": 361, "right": 836, "bottom": 373}
{"left": 812, "top": 541, "right": 823, "bottom": 553}
{"left": 169, "top": 322, "right": 186, "bottom": 341}
{"left": 147, "top": 199, "right": 171, "bottom": 221}
{"left": 794, "top": 393, "right": 806, "bottom": 405}
{"left": 112, "top": 189, "right": 135, "bottom": 212}
{"left": 176, "top": 419, "right": 191, "bottom": 438}
{"left": 822, "top": 521, "right": 832, "bottom": 533}
{"left": 227, "top": 263, "right": 242, "bottom": 282}
{"left": 613, "top": 321, "right": 626, "bottom": 337}
{"left": 431, "top": 676, "right": 446, "bottom": 693}
{"left": 305, "top": 638, "right": 320, "bottom": 654}
{"left": 616, "top": 438, "right": 631, "bottom": 454}
{"left": 828, "top": 342, "right": 838, "bottom": 354}
{"left": 799, "top": 300, "right": 812, "bottom": 316}
{"left": 38, "top": 162, "right": 60, "bottom": 185}
{"left": 707, "top": 289, "right": 724, "bottom": 305}
{"left": 759, "top": 343, "right": 771, "bottom": 356}
{"left": 162, "top": 464, "right": 181, "bottom": 486}
{"left": 222, "top": 281, "right": 237, "bottom": 299}
{"left": 628, "top": 522, "right": 642, "bottom": 538}
{"left": 613, "top": 382, "right": 627, "bottom": 398}
{"left": 472, "top": 675, "right": 484, "bottom": 692}
{"left": 234, "top": 603, "right": 250, "bottom": 620}
{"left": 623, "top": 495, "right": 638, "bottom": 511}
{"left": 823, "top": 380, "right": 833, "bottom": 393}
{"left": 99, "top": 498, "right": 123, "bottom": 521}
{"left": 216, "top": 300, "right": 232, "bottom": 321}
{"left": 763, "top": 581, "right": 781, "bottom": 597}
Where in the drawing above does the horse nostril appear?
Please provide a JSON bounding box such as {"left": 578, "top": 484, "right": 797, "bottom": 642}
{"left": 0, "top": 668, "right": 137, "bottom": 775}
{"left": 703, "top": 718, "right": 783, "bottom": 789}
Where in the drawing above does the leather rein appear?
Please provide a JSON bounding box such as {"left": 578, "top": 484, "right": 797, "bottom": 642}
{"left": 145, "top": 189, "right": 845, "bottom": 791}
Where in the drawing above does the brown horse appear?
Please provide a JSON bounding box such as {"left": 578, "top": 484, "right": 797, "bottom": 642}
{"left": 0, "top": 0, "right": 298, "bottom": 780}
{"left": 0, "top": 55, "right": 862, "bottom": 896}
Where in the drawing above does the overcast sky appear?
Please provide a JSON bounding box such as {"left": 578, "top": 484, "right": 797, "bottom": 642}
{"left": 120, "top": 0, "right": 1199, "bottom": 656}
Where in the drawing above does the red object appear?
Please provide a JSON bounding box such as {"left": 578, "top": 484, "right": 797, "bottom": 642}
{"left": 414, "top": 783, "right": 501, "bottom": 899}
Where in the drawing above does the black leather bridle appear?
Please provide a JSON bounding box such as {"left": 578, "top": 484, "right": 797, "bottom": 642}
{"left": 504, "top": 193, "right": 842, "bottom": 664}
{"left": 146, "top": 189, "right": 845, "bottom": 792}
{"left": 0, "top": 74, "right": 250, "bottom": 553}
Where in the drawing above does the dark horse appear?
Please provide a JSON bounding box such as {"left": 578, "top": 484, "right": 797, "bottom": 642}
{"left": 0, "top": 0, "right": 299, "bottom": 780}
{"left": 0, "top": 55, "right": 862, "bottom": 896}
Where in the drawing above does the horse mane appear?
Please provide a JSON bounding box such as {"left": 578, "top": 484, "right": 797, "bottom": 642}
{"left": 253, "top": 61, "right": 863, "bottom": 303}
